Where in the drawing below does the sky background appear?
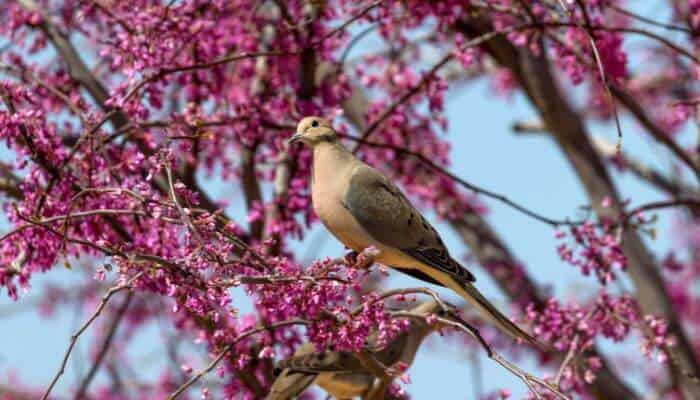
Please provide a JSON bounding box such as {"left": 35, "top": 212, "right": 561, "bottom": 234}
{"left": 0, "top": 3, "right": 690, "bottom": 399}
{"left": 0, "top": 78, "right": 681, "bottom": 398}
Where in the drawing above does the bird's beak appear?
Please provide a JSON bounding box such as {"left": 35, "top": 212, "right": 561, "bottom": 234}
{"left": 287, "top": 132, "right": 303, "bottom": 145}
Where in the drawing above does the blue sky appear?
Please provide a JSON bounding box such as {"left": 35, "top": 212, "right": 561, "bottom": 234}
{"left": 0, "top": 4, "right": 689, "bottom": 398}
{"left": 0, "top": 75, "right": 681, "bottom": 398}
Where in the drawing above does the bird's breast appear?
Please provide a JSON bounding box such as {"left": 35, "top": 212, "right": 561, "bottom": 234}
{"left": 312, "top": 183, "right": 374, "bottom": 252}
{"left": 311, "top": 182, "right": 421, "bottom": 268}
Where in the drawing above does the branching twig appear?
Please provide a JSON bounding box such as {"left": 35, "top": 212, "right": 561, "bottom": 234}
{"left": 442, "top": 316, "right": 570, "bottom": 400}
{"left": 166, "top": 319, "right": 308, "bottom": 399}
{"left": 41, "top": 273, "right": 142, "bottom": 400}
{"left": 555, "top": 0, "right": 624, "bottom": 152}
{"left": 343, "top": 133, "right": 580, "bottom": 227}
{"left": 352, "top": 27, "right": 522, "bottom": 150}
{"left": 312, "top": 0, "right": 382, "bottom": 46}
{"left": 74, "top": 291, "right": 135, "bottom": 399}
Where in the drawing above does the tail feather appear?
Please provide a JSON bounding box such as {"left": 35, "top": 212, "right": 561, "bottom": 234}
{"left": 454, "top": 281, "right": 537, "bottom": 345}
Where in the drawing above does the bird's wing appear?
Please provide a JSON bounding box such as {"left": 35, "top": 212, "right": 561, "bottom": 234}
{"left": 267, "top": 343, "right": 317, "bottom": 400}
{"left": 343, "top": 164, "right": 475, "bottom": 283}
{"left": 280, "top": 348, "right": 366, "bottom": 374}
{"left": 266, "top": 370, "right": 316, "bottom": 400}
{"left": 280, "top": 338, "right": 411, "bottom": 376}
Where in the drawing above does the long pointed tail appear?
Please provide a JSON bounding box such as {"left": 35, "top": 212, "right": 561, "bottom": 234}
{"left": 454, "top": 281, "right": 537, "bottom": 345}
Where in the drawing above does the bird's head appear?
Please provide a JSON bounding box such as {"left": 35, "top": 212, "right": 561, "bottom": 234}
{"left": 288, "top": 116, "right": 337, "bottom": 146}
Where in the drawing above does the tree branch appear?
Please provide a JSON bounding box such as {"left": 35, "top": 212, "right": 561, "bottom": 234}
{"left": 456, "top": 14, "right": 700, "bottom": 397}
{"left": 166, "top": 319, "right": 308, "bottom": 400}
{"left": 41, "top": 274, "right": 141, "bottom": 400}
{"left": 74, "top": 291, "right": 134, "bottom": 400}
{"left": 512, "top": 120, "right": 700, "bottom": 199}
{"left": 339, "top": 76, "right": 638, "bottom": 400}
{"left": 18, "top": 0, "right": 221, "bottom": 214}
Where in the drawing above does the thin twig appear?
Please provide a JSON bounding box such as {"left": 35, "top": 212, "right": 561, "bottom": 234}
{"left": 342, "top": 133, "right": 580, "bottom": 227}
{"left": 312, "top": 0, "right": 382, "bottom": 46}
{"left": 166, "top": 319, "right": 308, "bottom": 399}
{"left": 608, "top": 4, "right": 690, "bottom": 33}
{"left": 216, "top": 274, "right": 350, "bottom": 287}
{"left": 352, "top": 27, "right": 522, "bottom": 150}
{"left": 165, "top": 164, "right": 204, "bottom": 244}
{"left": 74, "top": 291, "right": 134, "bottom": 399}
{"left": 554, "top": 335, "right": 579, "bottom": 386}
{"left": 443, "top": 317, "right": 570, "bottom": 400}
{"left": 41, "top": 273, "right": 143, "bottom": 400}
{"left": 122, "top": 51, "right": 293, "bottom": 104}
{"left": 555, "top": 0, "right": 623, "bottom": 152}
{"left": 624, "top": 199, "right": 700, "bottom": 220}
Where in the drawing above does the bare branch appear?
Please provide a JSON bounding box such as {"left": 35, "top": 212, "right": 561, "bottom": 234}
{"left": 74, "top": 291, "right": 134, "bottom": 399}
{"left": 166, "top": 319, "right": 308, "bottom": 400}
{"left": 41, "top": 273, "right": 142, "bottom": 400}
{"left": 512, "top": 120, "right": 700, "bottom": 199}
{"left": 456, "top": 14, "right": 700, "bottom": 396}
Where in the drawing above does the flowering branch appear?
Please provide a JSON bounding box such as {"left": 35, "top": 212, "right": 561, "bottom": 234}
{"left": 456, "top": 14, "right": 700, "bottom": 396}
{"left": 166, "top": 319, "right": 309, "bottom": 400}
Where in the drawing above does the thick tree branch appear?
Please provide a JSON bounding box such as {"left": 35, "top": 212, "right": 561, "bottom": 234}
{"left": 18, "top": 0, "right": 220, "bottom": 214}
{"left": 339, "top": 77, "right": 638, "bottom": 400}
{"left": 240, "top": 145, "right": 264, "bottom": 240}
{"left": 512, "top": 120, "right": 700, "bottom": 199}
{"left": 456, "top": 15, "right": 700, "bottom": 398}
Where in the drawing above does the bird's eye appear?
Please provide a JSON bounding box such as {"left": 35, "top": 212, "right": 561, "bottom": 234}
{"left": 311, "top": 120, "right": 319, "bottom": 128}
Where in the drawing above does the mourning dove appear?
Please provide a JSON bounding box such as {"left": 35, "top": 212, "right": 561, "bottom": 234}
{"left": 266, "top": 300, "right": 464, "bottom": 400}
{"left": 288, "top": 117, "right": 534, "bottom": 344}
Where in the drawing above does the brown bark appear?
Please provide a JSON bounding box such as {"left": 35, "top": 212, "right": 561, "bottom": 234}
{"left": 513, "top": 120, "right": 699, "bottom": 199}
{"left": 337, "top": 71, "right": 639, "bottom": 399}
{"left": 457, "top": 15, "right": 700, "bottom": 398}
{"left": 18, "top": 0, "right": 219, "bottom": 214}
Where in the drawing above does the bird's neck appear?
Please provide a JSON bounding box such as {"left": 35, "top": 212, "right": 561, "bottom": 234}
{"left": 311, "top": 141, "right": 354, "bottom": 185}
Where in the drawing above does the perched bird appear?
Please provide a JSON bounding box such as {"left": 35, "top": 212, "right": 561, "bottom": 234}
{"left": 266, "top": 300, "right": 465, "bottom": 400}
{"left": 288, "top": 117, "right": 534, "bottom": 344}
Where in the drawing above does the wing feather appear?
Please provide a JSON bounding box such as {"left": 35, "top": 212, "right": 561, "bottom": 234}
{"left": 344, "top": 165, "right": 475, "bottom": 283}
{"left": 281, "top": 350, "right": 365, "bottom": 374}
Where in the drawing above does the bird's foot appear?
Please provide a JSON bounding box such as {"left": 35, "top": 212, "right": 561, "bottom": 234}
{"left": 344, "top": 250, "right": 359, "bottom": 265}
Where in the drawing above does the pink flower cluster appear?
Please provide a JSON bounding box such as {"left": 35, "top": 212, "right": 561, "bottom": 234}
{"left": 527, "top": 293, "right": 670, "bottom": 392}
{"left": 555, "top": 221, "right": 627, "bottom": 284}
{"left": 0, "top": 0, "right": 698, "bottom": 398}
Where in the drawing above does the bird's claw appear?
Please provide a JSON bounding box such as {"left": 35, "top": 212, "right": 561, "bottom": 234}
{"left": 344, "top": 250, "right": 359, "bottom": 265}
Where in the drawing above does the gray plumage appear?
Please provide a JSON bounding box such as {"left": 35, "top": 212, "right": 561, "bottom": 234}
{"left": 266, "top": 300, "right": 449, "bottom": 400}
{"left": 290, "top": 116, "right": 535, "bottom": 346}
